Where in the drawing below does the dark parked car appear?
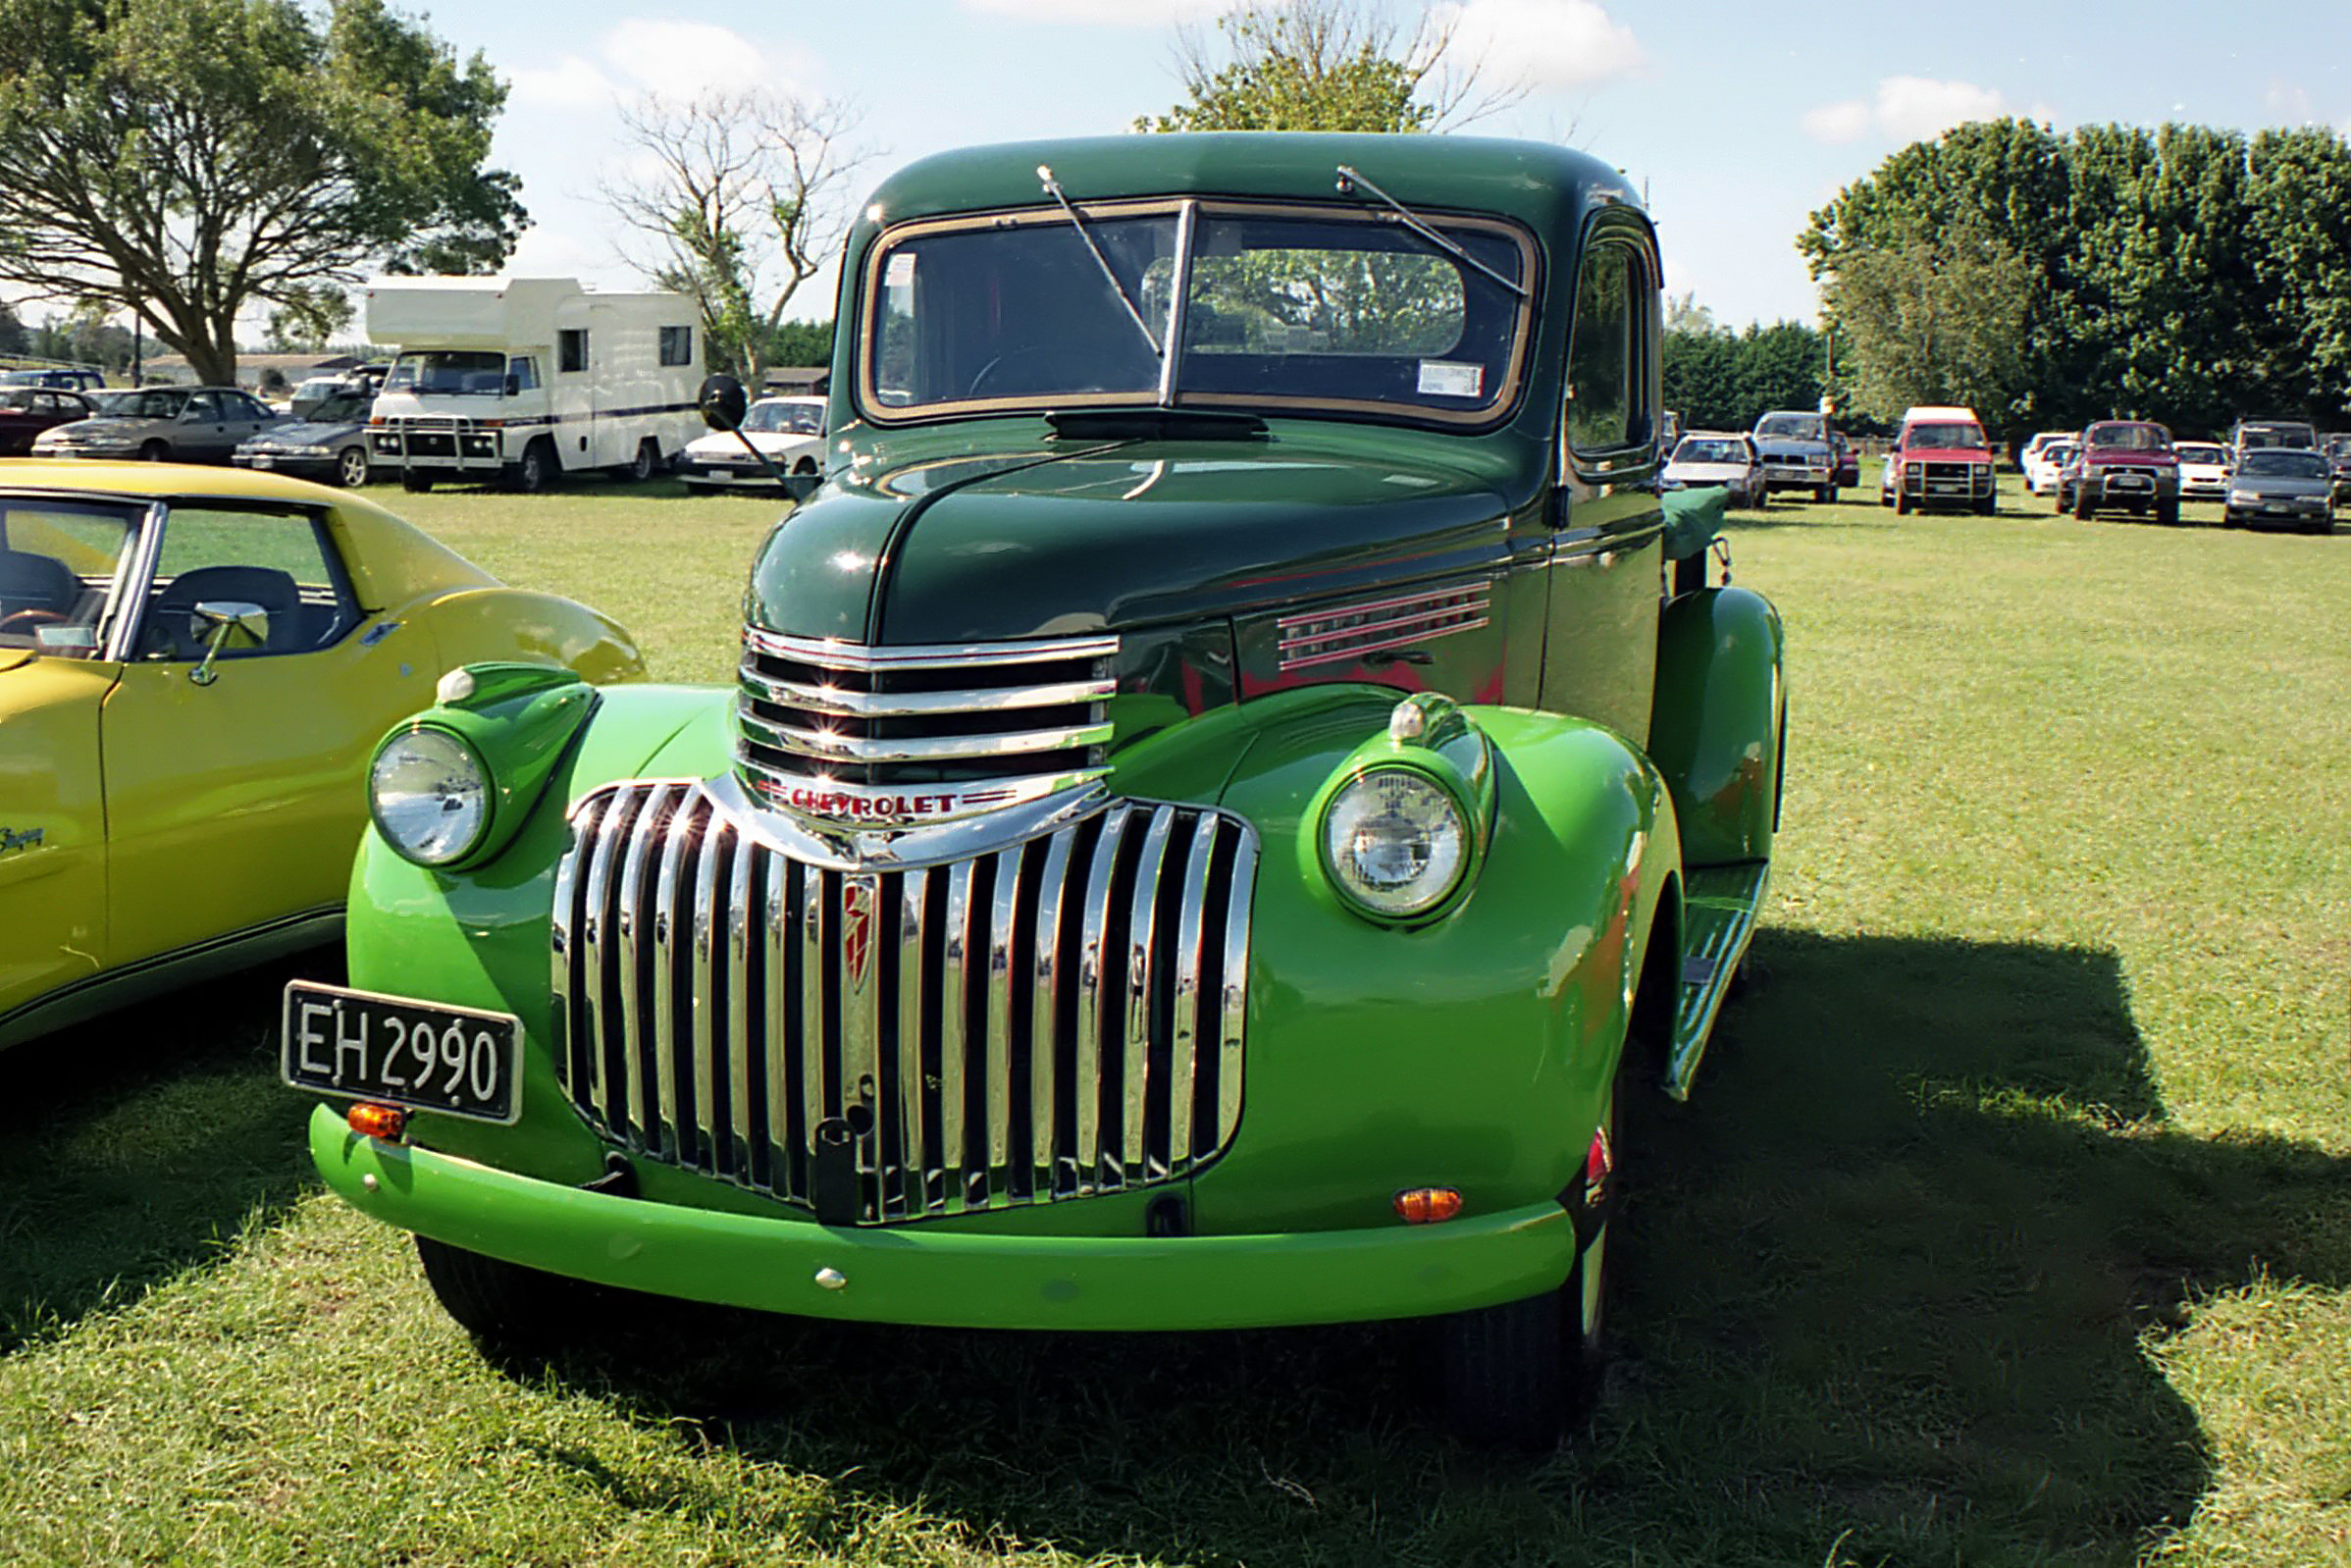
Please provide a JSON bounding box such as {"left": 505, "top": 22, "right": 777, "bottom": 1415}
{"left": 30, "top": 385, "right": 281, "bottom": 464}
{"left": 0, "top": 366, "right": 106, "bottom": 394}
{"left": 2223, "top": 448, "right": 2335, "bottom": 533}
{"left": 2323, "top": 434, "right": 2351, "bottom": 503}
{"left": 0, "top": 388, "right": 93, "bottom": 455}
{"left": 232, "top": 388, "right": 377, "bottom": 487}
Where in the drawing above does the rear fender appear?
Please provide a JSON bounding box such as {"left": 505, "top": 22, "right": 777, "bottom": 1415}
{"left": 1648, "top": 586, "right": 1785, "bottom": 866}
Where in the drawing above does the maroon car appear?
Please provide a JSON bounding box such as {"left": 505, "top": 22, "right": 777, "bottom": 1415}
{"left": 0, "top": 388, "right": 94, "bottom": 456}
{"left": 2057, "top": 420, "right": 2179, "bottom": 525}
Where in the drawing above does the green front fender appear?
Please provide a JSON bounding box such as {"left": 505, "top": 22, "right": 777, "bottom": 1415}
{"left": 1648, "top": 586, "right": 1786, "bottom": 866}
{"left": 1193, "top": 689, "right": 1680, "bottom": 1240}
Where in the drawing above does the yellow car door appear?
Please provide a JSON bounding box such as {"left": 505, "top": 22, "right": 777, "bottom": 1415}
{"left": 98, "top": 502, "right": 436, "bottom": 970}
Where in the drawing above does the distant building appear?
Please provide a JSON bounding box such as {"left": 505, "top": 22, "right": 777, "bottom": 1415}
{"left": 141, "top": 351, "right": 364, "bottom": 388}
{"left": 760, "top": 366, "right": 827, "bottom": 396}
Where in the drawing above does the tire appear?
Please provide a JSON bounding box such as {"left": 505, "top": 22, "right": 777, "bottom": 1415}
{"left": 2222, "top": 509, "right": 2242, "bottom": 529}
{"left": 139, "top": 440, "right": 169, "bottom": 462}
{"left": 1440, "top": 1088, "right": 1616, "bottom": 1449}
{"left": 415, "top": 1234, "right": 597, "bottom": 1354}
{"left": 2053, "top": 484, "right": 2068, "bottom": 515}
{"left": 1815, "top": 484, "right": 1836, "bottom": 505}
{"left": 2073, "top": 487, "right": 2096, "bottom": 521}
{"left": 1893, "top": 488, "right": 1911, "bottom": 516}
{"left": 792, "top": 456, "right": 818, "bottom": 477}
{"left": 1974, "top": 494, "right": 1997, "bottom": 515}
{"left": 400, "top": 471, "right": 434, "bottom": 494}
{"left": 512, "top": 438, "right": 556, "bottom": 495}
{"left": 628, "top": 439, "right": 658, "bottom": 483}
{"left": 2156, "top": 497, "right": 2179, "bottom": 527}
{"left": 335, "top": 446, "right": 370, "bottom": 488}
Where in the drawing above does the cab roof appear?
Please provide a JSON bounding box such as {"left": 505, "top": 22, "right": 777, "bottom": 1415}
{"left": 862, "top": 132, "right": 1640, "bottom": 239}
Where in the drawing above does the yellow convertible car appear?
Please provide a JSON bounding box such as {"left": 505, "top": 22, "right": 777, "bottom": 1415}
{"left": 0, "top": 461, "right": 645, "bottom": 1050}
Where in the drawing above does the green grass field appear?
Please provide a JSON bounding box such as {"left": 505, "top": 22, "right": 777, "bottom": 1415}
{"left": 2, "top": 476, "right": 2346, "bottom": 1566}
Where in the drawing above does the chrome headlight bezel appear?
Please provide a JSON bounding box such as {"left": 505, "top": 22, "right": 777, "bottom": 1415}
{"left": 1317, "top": 761, "right": 1476, "bottom": 922}
{"left": 368, "top": 724, "right": 493, "bottom": 867}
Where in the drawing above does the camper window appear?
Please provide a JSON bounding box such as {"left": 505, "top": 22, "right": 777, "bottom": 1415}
{"left": 558, "top": 331, "right": 588, "bottom": 374}
{"left": 658, "top": 327, "right": 692, "bottom": 367}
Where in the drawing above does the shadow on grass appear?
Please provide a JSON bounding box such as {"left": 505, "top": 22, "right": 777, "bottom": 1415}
{"left": 497, "top": 929, "right": 2351, "bottom": 1567}
{"left": 0, "top": 950, "right": 339, "bottom": 1352}
{"left": 356, "top": 476, "right": 796, "bottom": 507}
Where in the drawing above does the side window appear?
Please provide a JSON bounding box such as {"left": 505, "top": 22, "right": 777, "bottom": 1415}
{"left": 136, "top": 508, "right": 356, "bottom": 662}
{"left": 1564, "top": 236, "right": 1657, "bottom": 462}
{"left": 657, "top": 326, "right": 692, "bottom": 367}
{"left": 506, "top": 356, "right": 539, "bottom": 393}
{"left": 557, "top": 331, "right": 588, "bottom": 374}
{"left": 184, "top": 392, "right": 223, "bottom": 422}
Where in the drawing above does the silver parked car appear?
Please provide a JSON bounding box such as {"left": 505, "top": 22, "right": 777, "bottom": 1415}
{"left": 1661, "top": 431, "right": 1768, "bottom": 509}
{"left": 2222, "top": 448, "right": 2334, "bottom": 534}
{"left": 30, "top": 385, "right": 283, "bottom": 465}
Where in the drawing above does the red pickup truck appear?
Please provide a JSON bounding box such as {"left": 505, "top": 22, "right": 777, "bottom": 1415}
{"left": 1880, "top": 405, "right": 1997, "bottom": 515}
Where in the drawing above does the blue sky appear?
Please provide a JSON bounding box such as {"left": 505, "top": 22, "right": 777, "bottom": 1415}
{"left": 184, "top": 1, "right": 2351, "bottom": 335}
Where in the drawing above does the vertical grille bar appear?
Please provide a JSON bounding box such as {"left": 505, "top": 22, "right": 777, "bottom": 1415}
{"left": 937, "top": 861, "right": 974, "bottom": 1196}
{"left": 1121, "top": 807, "right": 1177, "bottom": 1177}
{"left": 1167, "top": 814, "right": 1218, "bottom": 1167}
{"left": 555, "top": 782, "right": 1255, "bottom": 1224}
{"left": 1028, "top": 829, "right": 1073, "bottom": 1197}
{"left": 841, "top": 871, "right": 883, "bottom": 1222}
{"left": 613, "top": 784, "right": 672, "bottom": 1141}
{"left": 1217, "top": 832, "right": 1259, "bottom": 1149}
{"left": 984, "top": 846, "right": 1022, "bottom": 1201}
{"left": 723, "top": 820, "right": 758, "bottom": 1175}
{"left": 1072, "top": 805, "right": 1132, "bottom": 1190}
{"left": 894, "top": 868, "right": 931, "bottom": 1219}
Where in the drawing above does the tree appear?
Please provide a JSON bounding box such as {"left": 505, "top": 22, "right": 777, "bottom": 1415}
{"left": 0, "top": 0, "right": 524, "bottom": 386}
{"left": 0, "top": 297, "right": 25, "bottom": 357}
{"left": 1137, "top": 0, "right": 1519, "bottom": 134}
{"left": 1662, "top": 316, "right": 1827, "bottom": 431}
{"left": 601, "top": 89, "right": 863, "bottom": 390}
{"left": 1663, "top": 290, "right": 1720, "bottom": 337}
{"left": 1825, "top": 227, "right": 2034, "bottom": 425}
{"left": 264, "top": 285, "right": 355, "bottom": 352}
{"left": 768, "top": 318, "right": 834, "bottom": 369}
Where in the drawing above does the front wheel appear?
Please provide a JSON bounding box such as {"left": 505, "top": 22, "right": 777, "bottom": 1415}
{"left": 139, "top": 440, "right": 169, "bottom": 462}
{"left": 2156, "top": 497, "right": 2180, "bottom": 527}
{"left": 1974, "top": 494, "right": 1997, "bottom": 515}
{"left": 627, "top": 439, "right": 659, "bottom": 483}
{"left": 1893, "top": 488, "right": 1911, "bottom": 516}
{"left": 415, "top": 1234, "right": 599, "bottom": 1354}
{"left": 512, "top": 438, "right": 556, "bottom": 495}
{"left": 1815, "top": 483, "right": 1836, "bottom": 504}
{"left": 2073, "top": 488, "right": 2097, "bottom": 520}
{"left": 399, "top": 470, "right": 434, "bottom": 494}
{"left": 335, "top": 445, "right": 370, "bottom": 488}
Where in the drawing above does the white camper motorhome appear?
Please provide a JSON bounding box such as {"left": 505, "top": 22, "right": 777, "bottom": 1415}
{"left": 364, "top": 277, "right": 704, "bottom": 492}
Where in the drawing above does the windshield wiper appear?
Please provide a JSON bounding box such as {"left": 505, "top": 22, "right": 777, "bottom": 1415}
{"left": 1036, "top": 165, "right": 1167, "bottom": 361}
{"left": 1333, "top": 165, "right": 1530, "bottom": 299}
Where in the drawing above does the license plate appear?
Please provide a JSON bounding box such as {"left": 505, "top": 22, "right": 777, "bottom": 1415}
{"left": 282, "top": 981, "right": 521, "bottom": 1124}
{"left": 2112, "top": 475, "right": 2147, "bottom": 488}
{"left": 1930, "top": 482, "right": 1964, "bottom": 495}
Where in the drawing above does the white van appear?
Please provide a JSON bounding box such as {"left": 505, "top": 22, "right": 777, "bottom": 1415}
{"left": 363, "top": 277, "right": 703, "bottom": 493}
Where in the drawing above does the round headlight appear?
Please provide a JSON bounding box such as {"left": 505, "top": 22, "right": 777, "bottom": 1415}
{"left": 1323, "top": 767, "right": 1469, "bottom": 919}
{"left": 370, "top": 728, "right": 490, "bottom": 865}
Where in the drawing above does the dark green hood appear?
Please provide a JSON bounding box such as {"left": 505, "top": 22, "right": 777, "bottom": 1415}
{"left": 743, "top": 424, "right": 1532, "bottom": 645}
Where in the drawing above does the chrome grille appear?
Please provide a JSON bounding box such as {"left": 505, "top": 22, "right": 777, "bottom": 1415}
{"left": 736, "top": 631, "right": 1118, "bottom": 823}
{"left": 550, "top": 781, "right": 1257, "bottom": 1225}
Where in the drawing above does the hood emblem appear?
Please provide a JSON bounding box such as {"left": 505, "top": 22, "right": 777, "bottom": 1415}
{"left": 841, "top": 876, "right": 876, "bottom": 986}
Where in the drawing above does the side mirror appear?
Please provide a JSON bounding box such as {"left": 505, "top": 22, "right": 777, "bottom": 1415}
{"left": 187, "top": 600, "right": 269, "bottom": 687}
{"left": 698, "top": 373, "right": 750, "bottom": 433}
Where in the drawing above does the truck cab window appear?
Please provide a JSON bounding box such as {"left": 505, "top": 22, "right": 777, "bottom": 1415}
{"left": 1567, "top": 242, "right": 1646, "bottom": 456}
{"left": 558, "top": 331, "right": 588, "bottom": 374}
{"left": 506, "top": 357, "right": 539, "bottom": 393}
{"left": 658, "top": 327, "right": 692, "bottom": 367}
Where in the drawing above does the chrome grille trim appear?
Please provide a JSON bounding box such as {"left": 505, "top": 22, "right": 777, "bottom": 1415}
{"left": 552, "top": 780, "right": 1259, "bottom": 1223}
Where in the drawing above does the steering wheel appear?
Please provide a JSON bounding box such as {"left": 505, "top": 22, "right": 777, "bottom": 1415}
{"left": 966, "top": 346, "right": 1061, "bottom": 400}
{"left": 0, "top": 608, "right": 68, "bottom": 638}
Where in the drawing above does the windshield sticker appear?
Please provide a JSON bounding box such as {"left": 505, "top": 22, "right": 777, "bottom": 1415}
{"left": 1418, "top": 360, "right": 1483, "bottom": 398}
{"left": 35, "top": 626, "right": 96, "bottom": 651}
{"left": 884, "top": 252, "right": 915, "bottom": 288}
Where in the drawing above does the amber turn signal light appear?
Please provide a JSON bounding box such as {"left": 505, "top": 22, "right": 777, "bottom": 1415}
{"left": 1393, "top": 1186, "right": 1463, "bottom": 1224}
{"left": 346, "top": 1102, "right": 408, "bottom": 1141}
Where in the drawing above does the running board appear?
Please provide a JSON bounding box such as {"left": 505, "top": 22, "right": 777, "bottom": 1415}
{"left": 1662, "top": 862, "right": 1770, "bottom": 1100}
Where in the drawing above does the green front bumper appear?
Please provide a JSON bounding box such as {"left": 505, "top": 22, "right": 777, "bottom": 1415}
{"left": 310, "top": 1106, "right": 1577, "bottom": 1332}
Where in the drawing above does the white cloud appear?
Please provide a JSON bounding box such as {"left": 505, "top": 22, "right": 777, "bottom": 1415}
{"left": 2265, "top": 78, "right": 2315, "bottom": 123}
{"left": 600, "top": 20, "right": 788, "bottom": 102}
{"left": 1802, "top": 76, "right": 2011, "bottom": 145}
{"left": 1434, "top": 0, "right": 1645, "bottom": 91}
{"left": 959, "top": 0, "right": 1245, "bottom": 23}
{"left": 509, "top": 55, "right": 613, "bottom": 110}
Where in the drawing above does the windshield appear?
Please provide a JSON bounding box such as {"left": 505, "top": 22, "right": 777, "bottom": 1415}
{"left": 2175, "top": 444, "right": 2222, "bottom": 462}
{"left": 0, "top": 499, "right": 137, "bottom": 658}
{"left": 384, "top": 351, "right": 508, "bottom": 397}
{"left": 1754, "top": 414, "right": 1824, "bottom": 441}
{"left": 2047, "top": 444, "right": 2076, "bottom": 463}
{"left": 862, "top": 199, "right": 1535, "bottom": 427}
{"left": 2085, "top": 422, "right": 2170, "bottom": 451}
{"left": 2239, "top": 450, "right": 2326, "bottom": 478}
{"left": 1673, "top": 438, "right": 1748, "bottom": 464}
{"left": 295, "top": 392, "right": 372, "bottom": 424}
{"left": 1907, "top": 422, "right": 1985, "bottom": 449}
{"left": 2236, "top": 425, "right": 2315, "bottom": 449}
{"left": 743, "top": 400, "right": 824, "bottom": 436}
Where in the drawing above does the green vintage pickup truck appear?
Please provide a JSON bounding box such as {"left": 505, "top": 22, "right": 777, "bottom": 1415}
{"left": 284, "top": 132, "right": 1786, "bottom": 1446}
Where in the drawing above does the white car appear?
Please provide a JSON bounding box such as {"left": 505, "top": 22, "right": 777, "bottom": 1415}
{"left": 2175, "top": 442, "right": 2229, "bottom": 501}
{"left": 675, "top": 393, "right": 826, "bottom": 492}
{"left": 2023, "top": 440, "right": 2077, "bottom": 496}
{"left": 2018, "top": 429, "right": 2072, "bottom": 471}
{"left": 1661, "top": 431, "right": 1766, "bottom": 509}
